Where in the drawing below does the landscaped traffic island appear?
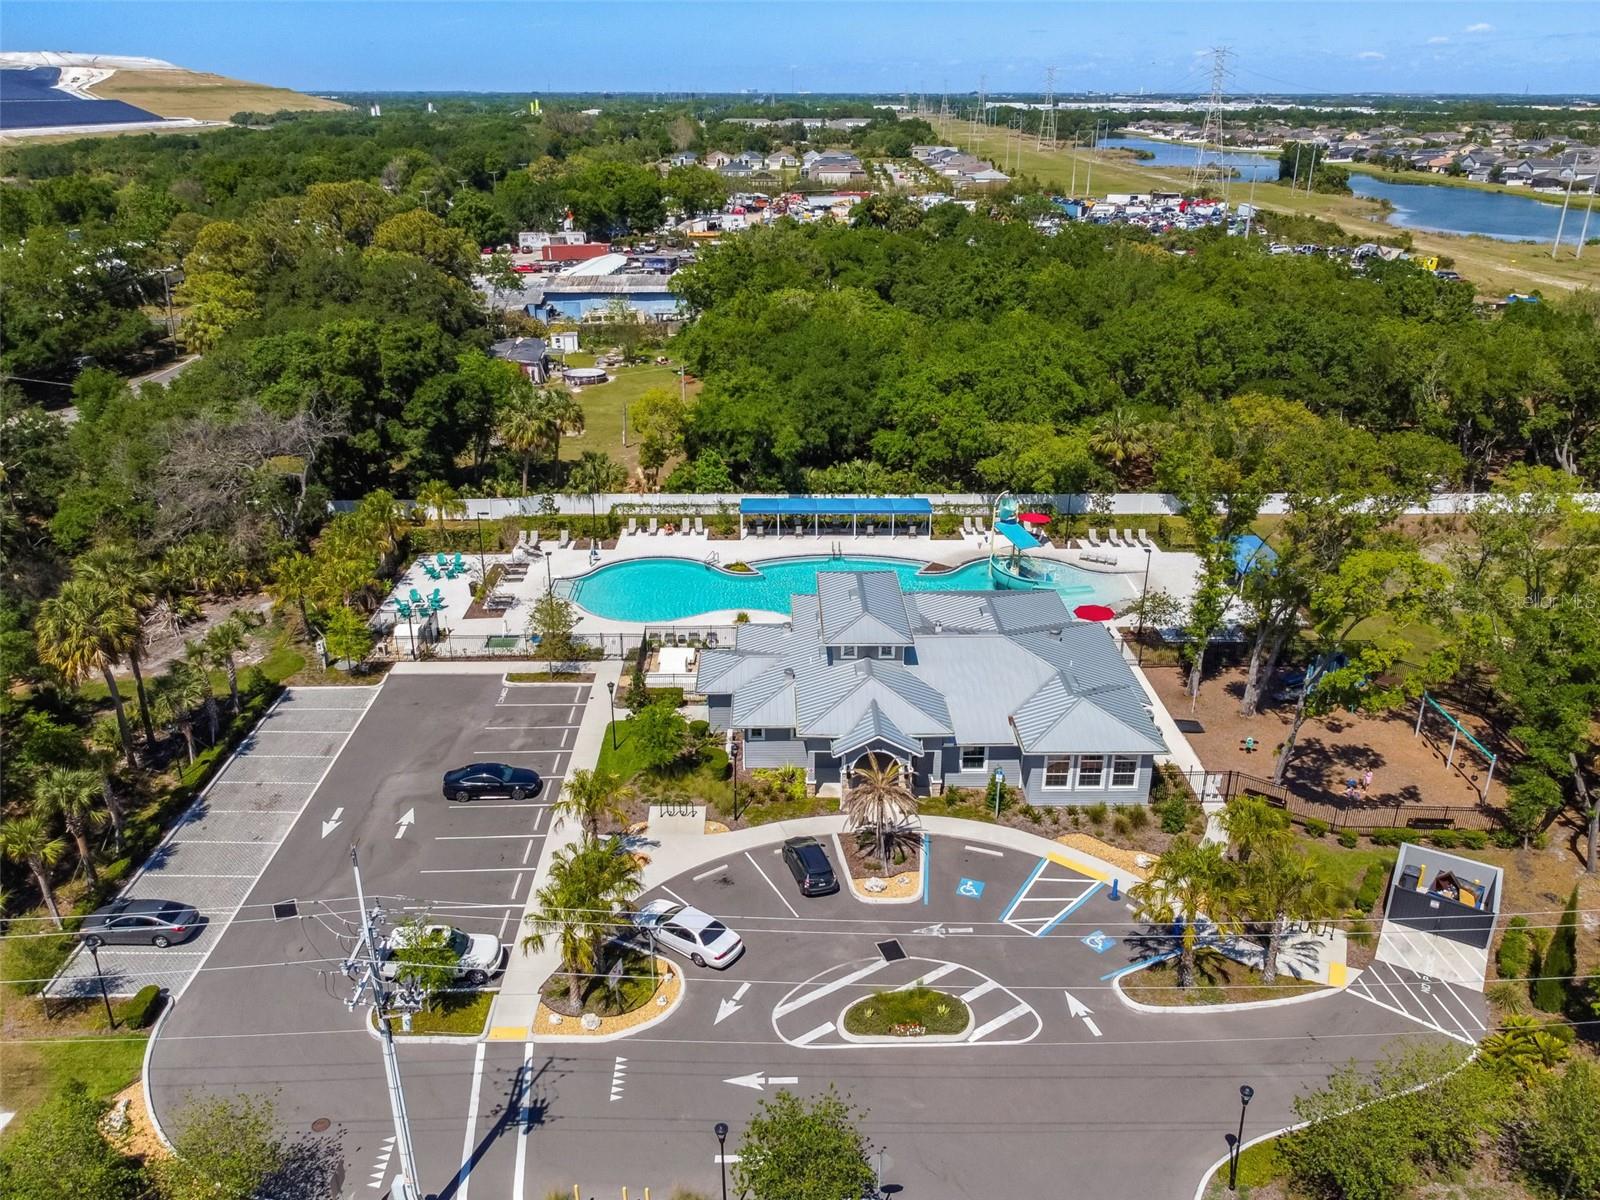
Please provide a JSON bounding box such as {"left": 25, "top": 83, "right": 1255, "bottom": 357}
{"left": 536, "top": 951, "right": 681, "bottom": 1038}
{"left": 1120, "top": 950, "right": 1328, "bottom": 1007}
{"left": 842, "top": 985, "right": 971, "bottom": 1041}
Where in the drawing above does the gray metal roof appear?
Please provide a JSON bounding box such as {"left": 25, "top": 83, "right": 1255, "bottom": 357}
{"left": 490, "top": 337, "right": 547, "bottom": 365}
{"left": 830, "top": 701, "right": 921, "bottom": 758}
{"left": 817, "top": 572, "right": 913, "bottom": 646}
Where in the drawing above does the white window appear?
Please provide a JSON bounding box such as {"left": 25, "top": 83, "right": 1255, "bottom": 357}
{"left": 1075, "top": 755, "right": 1105, "bottom": 790}
{"left": 878, "top": 646, "right": 898, "bottom": 659}
{"left": 746, "top": 728, "right": 765, "bottom": 741}
{"left": 1043, "top": 756, "right": 1072, "bottom": 789}
{"left": 840, "top": 645, "right": 859, "bottom": 659}
{"left": 1111, "top": 755, "right": 1140, "bottom": 788}
{"left": 961, "top": 746, "right": 986, "bottom": 771}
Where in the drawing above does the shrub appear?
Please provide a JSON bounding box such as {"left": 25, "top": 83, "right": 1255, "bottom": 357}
{"left": 688, "top": 718, "right": 710, "bottom": 738}
{"left": 1497, "top": 917, "right": 1531, "bottom": 983}
{"left": 1353, "top": 864, "right": 1388, "bottom": 914}
{"left": 749, "top": 765, "right": 806, "bottom": 804}
{"left": 1426, "top": 829, "right": 1461, "bottom": 849}
{"left": 1337, "top": 830, "right": 1359, "bottom": 848}
{"left": 1532, "top": 887, "right": 1578, "bottom": 1013}
{"left": 647, "top": 686, "right": 685, "bottom": 709}
{"left": 1020, "top": 803, "right": 1042, "bottom": 824}
{"left": 1458, "top": 829, "right": 1488, "bottom": 850}
{"left": 119, "top": 984, "right": 165, "bottom": 1029}
{"left": 1304, "top": 817, "right": 1330, "bottom": 839}
{"left": 1126, "top": 805, "right": 1148, "bottom": 830}
{"left": 1155, "top": 795, "right": 1188, "bottom": 834}
{"left": 1046, "top": 807, "right": 1060, "bottom": 824}
{"left": 1, "top": 929, "right": 76, "bottom": 997}
{"left": 1085, "top": 802, "right": 1109, "bottom": 826}
{"left": 1112, "top": 812, "right": 1132, "bottom": 836}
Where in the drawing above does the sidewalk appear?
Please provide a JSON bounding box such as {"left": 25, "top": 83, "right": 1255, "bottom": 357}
{"left": 486, "top": 658, "right": 623, "bottom": 1039}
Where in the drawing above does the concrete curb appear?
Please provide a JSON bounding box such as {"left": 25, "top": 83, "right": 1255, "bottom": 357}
{"left": 834, "top": 996, "right": 975, "bottom": 1044}
{"left": 140, "top": 997, "right": 178, "bottom": 1154}
{"left": 530, "top": 960, "right": 686, "bottom": 1044}
{"left": 1113, "top": 967, "right": 1352, "bottom": 1015}
{"left": 833, "top": 831, "right": 925, "bottom": 905}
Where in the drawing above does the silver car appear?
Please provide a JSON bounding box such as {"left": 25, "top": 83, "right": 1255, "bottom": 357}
{"left": 632, "top": 899, "right": 744, "bottom": 969}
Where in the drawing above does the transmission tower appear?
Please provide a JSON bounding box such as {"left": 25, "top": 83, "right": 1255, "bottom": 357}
{"left": 1191, "top": 45, "right": 1232, "bottom": 193}
{"left": 970, "top": 74, "right": 986, "bottom": 153}
{"left": 939, "top": 78, "right": 949, "bottom": 130}
{"left": 1036, "top": 66, "right": 1058, "bottom": 151}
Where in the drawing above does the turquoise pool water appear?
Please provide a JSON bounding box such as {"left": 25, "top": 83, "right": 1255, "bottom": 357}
{"left": 560, "top": 555, "right": 1130, "bottom": 623}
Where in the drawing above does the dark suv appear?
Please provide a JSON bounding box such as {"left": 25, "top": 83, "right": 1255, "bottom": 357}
{"left": 782, "top": 836, "right": 839, "bottom": 897}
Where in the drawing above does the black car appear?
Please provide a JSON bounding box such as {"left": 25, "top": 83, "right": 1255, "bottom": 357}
{"left": 782, "top": 836, "right": 839, "bottom": 897}
{"left": 442, "top": 762, "right": 543, "bottom": 802}
{"left": 79, "top": 899, "right": 201, "bottom": 948}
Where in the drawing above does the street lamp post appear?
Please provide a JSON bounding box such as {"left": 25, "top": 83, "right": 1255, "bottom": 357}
{"left": 1137, "top": 545, "right": 1153, "bottom": 665}
{"left": 992, "top": 768, "right": 1005, "bottom": 819}
{"left": 86, "top": 940, "right": 115, "bottom": 1029}
{"left": 607, "top": 680, "right": 618, "bottom": 749}
{"left": 1228, "top": 1084, "right": 1255, "bottom": 1191}
{"left": 474, "top": 514, "right": 488, "bottom": 582}
{"left": 714, "top": 1121, "right": 730, "bottom": 1200}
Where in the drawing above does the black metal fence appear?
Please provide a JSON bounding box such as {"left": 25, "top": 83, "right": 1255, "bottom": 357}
{"left": 1216, "top": 769, "right": 1502, "bottom": 832}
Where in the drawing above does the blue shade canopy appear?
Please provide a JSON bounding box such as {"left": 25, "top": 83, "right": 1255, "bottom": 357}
{"left": 994, "top": 519, "right": 1042, "bottom": 550}
{"left": 738, "top": 497, "right": 933, "bottom": 517}
{"left": 1232, "top": 534, "right": 1278, "bottom": 575}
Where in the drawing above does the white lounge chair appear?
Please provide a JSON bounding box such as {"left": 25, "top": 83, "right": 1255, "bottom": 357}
{"left": 1106, "top": 529, "right": 1123, "bottom": 547}
{"left": 1137, "top": 528, "right": 1153, "bottom": 548}
{"left": 1085, "top": 528, "right": 1102, "bottom": 548}
{"left": 557, "top": 528, "right": 571, "bottom": 548}
{"left": 962, "top": 517, "right": 974, "bottom": 536}
{"left": 625, "top": 517, "right": 637, "bottom": 537}
{"left": 647, "top": 517, "right": 658, "bottom": 536}
{"left": 694, "top": 516, "right": 705, "bottom": 535}
{"left": 754, "top": 522, "right": 765, "bottom": 538}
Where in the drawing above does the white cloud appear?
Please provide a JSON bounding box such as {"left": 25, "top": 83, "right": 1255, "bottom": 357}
{"left": 1427, "top": 35, "right": 1451, "bottom": 44}
{"left": 1465, "top": 22, "right": 1494, "bottom": 33}
{"left": 1357, "top": 50, "right": 1385, "bottom": 60}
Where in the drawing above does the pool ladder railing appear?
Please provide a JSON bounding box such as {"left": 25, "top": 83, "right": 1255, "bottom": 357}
{"left": 705, "top": 550, "right": 721, "bottom": 566}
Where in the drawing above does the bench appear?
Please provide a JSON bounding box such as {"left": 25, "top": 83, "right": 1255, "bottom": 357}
{"left": 1405, "top": 816, "right": 1453, "bottom": 830}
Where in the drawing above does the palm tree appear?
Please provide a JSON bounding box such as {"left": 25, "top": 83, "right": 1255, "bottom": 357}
{"left": 204, "top": 615, "right": 250, "bottom": 715}
{"left": 843, "top": 752, "right": 920, "bottom": 872}
{"left": 355, "top": 488, "right": 407, "bottom": 550}
{"left": 1129, "top": 837, "right": 1238, "bottom": 990}
{"left": 268, "top": 552, "right": 323, "bottom": 636}
{"left": 567, "top": 451, "right": 625, "bottom": 542}
{"left": 553, "top": 768, "right": 633, "bottom": 842}
{"left": 1218, "top": 794, "right": 1291, "bottom": 864}
{"left": 1087, "top": 407, "right": 1153, "bottom": 481}
{"left": 497, "top": 388, "right": 548, "bottom": 494}
{"left": 87, "top": 719, "right": 128, "bottom": 853}
{"left": 37, "top": 767, "right": 108, "bottom": 889}
{"left": 184, "top": 643, "right": 221, "bottom": 744}
{"left": 521, "top": 837, "right": 643, "bottom": 1009}
{"left": 415, "top": 479, "right": 466, "bottom": 535}
{"left": 0, "top": 813, "right": 68, "bottom": 928}
{"left": 35, "top": 577, "right": 141, "bottom": 766}
{"left": 534, "top": 385, "right": 585, "bottom": 464}
{"left": 74, "top": 548, "right": 159, "bottom": 747}
{"left": 1240, "top": 844, "right": 1333, "bottom": 984}
{"left": 153, "top": 661, "right": 211, "bottom": 764}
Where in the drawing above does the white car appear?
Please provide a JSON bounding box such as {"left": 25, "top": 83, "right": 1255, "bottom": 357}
{"left": 632, "top": 899, "right": 745, "bottom": 969}
{"left": 381, "top": 924, "right": 507, "bottom": 987}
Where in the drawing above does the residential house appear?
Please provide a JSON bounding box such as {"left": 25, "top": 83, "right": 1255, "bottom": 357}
{"left": 697, "top": 572, "right": 1168, "bottom": 804}
{"left": 668, "top": 151, "right": 699, "bottom": 168}
{"left": 489, "top": 337, "right": 551, "bottom": 383}
{"left": 765, "top": 152, "right": 799, "bottom": 171}
{"left": 703, "top": 150, "right": 733, "bottom": 168}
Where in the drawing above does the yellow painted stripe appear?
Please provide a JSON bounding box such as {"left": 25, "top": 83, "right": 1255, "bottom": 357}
{"left": 487, "top": 1025, "right": 528, "bottom": 1041}
{"left": 1328, "top": 962, "right": 1348, "bottom": 988}
{"left": 1045, "top": 851, "right": 1110, "bottom": 882}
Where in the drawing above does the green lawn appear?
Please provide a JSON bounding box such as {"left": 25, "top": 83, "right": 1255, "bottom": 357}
{"left": 1121, "top": 950, "right": 1325, "bottom": 1007}
{"left": 79, "top": 636, "right": 304, "bottom": 705}
{"left": 0, "top": 1029, "right": 148, "bottom": 1117}
{"left": 396, "top": 991, "right": 492, "bottom": 1037}
{"left": 558, "top": 362, "right": 701, "bottom": 476}
{"left": 1301, "top": 839, "right": 1397, "bottom": 910}
{"left": 596, "top": 718, "right": 732, "bottom": 810}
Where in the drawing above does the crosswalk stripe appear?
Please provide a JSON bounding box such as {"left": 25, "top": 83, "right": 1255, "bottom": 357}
{"left": 793, "top": 1021, "right": 835, "bottom": 1046}
{"left": 959, "top": 979, "right": 999, "bottom": 1004}
{"left": 893, "top": 962, "right": 961, "bottom": 991}
{"left": 774, "top": 960, "right": 891, "bottom": 1018}
{"left": 967, "top": 1002, "right": 1032, "bottom": 1042}
{"left": 1346, "top": 969, "right": 1473, "bottom": 1045}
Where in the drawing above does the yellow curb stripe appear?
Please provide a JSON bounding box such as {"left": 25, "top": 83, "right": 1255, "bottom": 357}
{"left": 1045, "top": 851, "right": 1110, "bottom": 882}
{"left": 1328, "top": 962, "right": 1348, "bottom": 988}
{"left": 488, "top": 1025, "right": 529, "bottom": 1041}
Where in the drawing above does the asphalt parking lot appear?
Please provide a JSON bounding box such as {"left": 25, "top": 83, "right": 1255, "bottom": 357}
{"left": 146, "top": 676, "right": 1487, "bottom": 1200}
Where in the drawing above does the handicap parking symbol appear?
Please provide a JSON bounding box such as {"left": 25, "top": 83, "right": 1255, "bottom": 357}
{"left": 1081, "top": 930, "right": 1115, "bottom": 954}
{"left": 956, "top": 877, "right": 986, "bottom": 899}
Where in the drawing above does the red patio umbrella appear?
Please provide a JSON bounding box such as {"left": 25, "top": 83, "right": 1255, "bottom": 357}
{"left": 1018, "top": 511, "right": 1053, "bottom": 524}
{"left": 1073, "top": 604, "right": 1116, "bottom": 622}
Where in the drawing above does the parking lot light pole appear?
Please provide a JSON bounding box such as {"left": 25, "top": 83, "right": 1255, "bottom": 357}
{"left": 1137, "top": 545, "right": 1153, "bottom": 665}
{"left": 1228, "top": 1084, "right": 1254, "bottom": 1191}
{"left": 474, "top": 514, "right": 488, "bottom": 582}
{"left": 607, "top": 681, "right": 618, "bottom": 749}
{"left": 714, "top": 1122, "right": 730, "bottom": 1200}
{"left": 87, "top": 940, "right": 115, "bottom": 1029}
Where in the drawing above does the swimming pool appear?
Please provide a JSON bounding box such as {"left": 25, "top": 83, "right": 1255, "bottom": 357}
{"left": 559, "top": 555, "right": 1131, "bottom": 623}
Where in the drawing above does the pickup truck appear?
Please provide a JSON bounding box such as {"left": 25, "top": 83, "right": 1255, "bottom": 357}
{"left": 380, "top": 924, "right": 508, "bottom": 988}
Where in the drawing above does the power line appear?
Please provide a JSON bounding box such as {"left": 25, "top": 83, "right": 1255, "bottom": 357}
{"left": 1192, "top": 45, "right": 1234, "bottom": 195}
{"left": 1037, "top": 67, "right": 1058, "bottom": 152}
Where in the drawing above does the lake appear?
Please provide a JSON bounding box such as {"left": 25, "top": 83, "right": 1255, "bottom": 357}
{"left": 1098, "top": 135, "right": 1280, "bottom": 183}
{"left": 1346, "top": 173, "right": 1584, "bottom": 244}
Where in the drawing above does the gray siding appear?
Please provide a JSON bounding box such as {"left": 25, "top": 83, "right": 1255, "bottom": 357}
{"left": 742, "top": 739, "right": 807, "bottom": 771}
{"left": 707, "top": 696, "right": 732, "bottom": 731}
{"left": 940, "top": 743, "right": 1023, "bottom": 792}
{"left": 1020, "top": 755, "right": 1154, "bottom": 806}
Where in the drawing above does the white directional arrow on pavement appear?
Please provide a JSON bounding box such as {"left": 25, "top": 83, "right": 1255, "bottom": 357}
{"left": 715, "top": 982, "right": 751, "bottom": 1025}
{"left": 724, "top": 1072, "right": 799, "bottom": 1091}
{"left": 1064, "top": 989, "right": 1103, "bottom": 1037}
{"left": 913, "top": 923, "right": 947, "bottom": 937}
{"left": 321, "top": 807, "right": 345, "bottom": 839}
{"left": 394, "top": 808, "right": 415, "bottom": 839}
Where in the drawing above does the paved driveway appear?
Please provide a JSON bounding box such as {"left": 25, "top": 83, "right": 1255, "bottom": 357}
{"left": 47, "top": 687, "right": 378, "bottom": 999}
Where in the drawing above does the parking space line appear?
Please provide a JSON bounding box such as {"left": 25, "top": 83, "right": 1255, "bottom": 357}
{"left": 458, "top": 801, "right": 558, "bottom": 810}
{"left": 921, "top": 833, "right": 931, "bottom": 905}
{"left": 509, "top": 874, "right": 523, "bottom": 901}
{"left": 774, "top": 960, "right": 892, "bottom": 1018}
{"left": 894, "top": 962, "right": 960, "bottom": 990}
{"left": 743, "top": 851, "right": 800, "bottom": 918}
{"left": 659, "top": 886, "right": 687, "bottom": 906}
{"left": 474, "top": 749, "right": 566, "bottom": 755}
{"left": 693, "top": 863, "right": 730, "bottom": 882}
{"left": 420, "top": 867, "right": 538, "bottom": 874}
{"left": 1037, "top": 883, "right": 1105, "bottom": 937}
{"left": 963, "top": 845, "right": 1003, "bottom": 857}
{"left": 1368, "top": 962, "right": 1429, "bottom": 1023}
{"left": 1434, "top": 979, "right": 1488, "bottom": 1031}
{"left": 483, "top": 723, "right": 583, "bottom": 731}
{"left": 532, "top": 809, "right": 546, "bottom": 831}
{"left": 999, "top": 859, "right": 1048, "bottom": 923}
{"left": 959, "top": 979, "right": 999, "bottom": 1004}
{"left": 1101, "top": 953, "right": 1177, "bottom": 981}
{"left": 433, "top": 834, "right": 542, "bottom": 841}
{"left": 1427, "top": 984, "right": 1476, "bottom": 1042}
{"left": 453, "top": 1042, "right": 487, "bottom": 1200}
{"left": 513, "top": 1043, "right": 533, "bottom": 1200}
{"left": 793, "top": 1021, "right": 835, "bottom": 1046}
{"left": 495, "top": 702, "right": 581, "bottom": 707}
{"left": 968, "top": 1002, "right": 1032, "bottom": 1042}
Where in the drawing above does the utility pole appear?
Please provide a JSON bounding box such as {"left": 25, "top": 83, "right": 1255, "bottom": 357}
{"left": 344, "top": 847, "right": 424, "bottom": 1200}
{"left": 1037, "top": 67, "right": 1058, "bottom": 152}
{"left": 1552, "top": 164, "right": 1579, "bottom": 258}
{"left": 1192, "top": 46, "right": 1232, "bottom": 194}
{"left": 1574, "top": 166, "right": 1597, "bottom": 258}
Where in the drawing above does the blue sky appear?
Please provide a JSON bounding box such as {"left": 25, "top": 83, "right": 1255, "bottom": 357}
{"left": 6, "top": 2, "right": 1598, "bottom": 95}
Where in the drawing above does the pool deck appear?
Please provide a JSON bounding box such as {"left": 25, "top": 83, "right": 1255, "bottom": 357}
{"left": 380, "top": 530, "right": 1203, "bottom": 652}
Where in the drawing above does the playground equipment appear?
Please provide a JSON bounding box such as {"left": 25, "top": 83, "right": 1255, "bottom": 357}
{"left": 1414, "top": 691, "right": 1497, "bottom": 803}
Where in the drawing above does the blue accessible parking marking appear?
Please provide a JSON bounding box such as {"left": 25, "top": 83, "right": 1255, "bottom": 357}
{"left": 956, "top": 877, "right": 986, "bottom": 899}
{"left": 1081, "top": 930, "right": 1115, "bottom": 954}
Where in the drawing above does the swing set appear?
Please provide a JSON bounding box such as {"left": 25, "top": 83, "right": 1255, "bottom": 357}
{"left": 1413, "top": 692, "right": 1497, "bottom": 803}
